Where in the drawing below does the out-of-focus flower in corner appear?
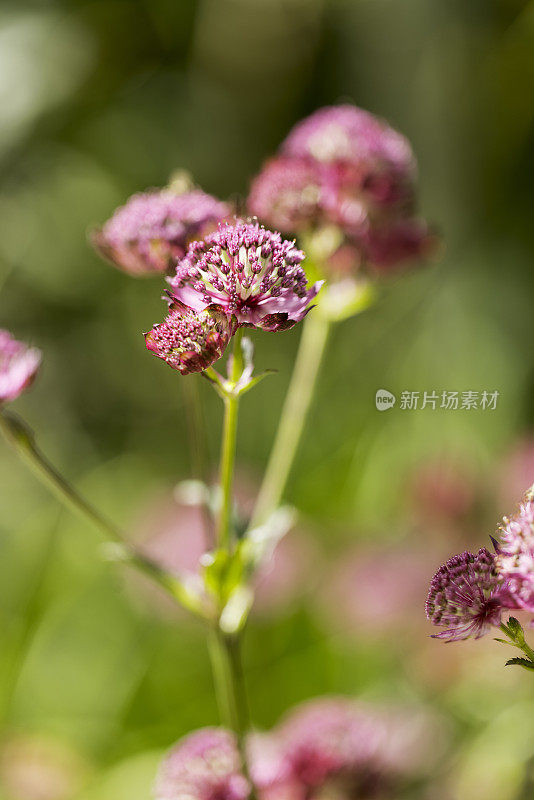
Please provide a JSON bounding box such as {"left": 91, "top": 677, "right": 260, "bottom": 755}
{"left": 168, "top": 220, "right": 321, "bottom": 332}
{"left": 154, "top": 728, "right": 249, "bottom": 800}
{"left": 496, "top": 500, "right": 534, "bottom": 613}
{"left": 92, "top": 188, "right": 231, "bottom": 276}
{"left": 275, "top": 698, "right": 384, "bottom": 794}
{"left": 0, "top": 329, "right": 41, "bottom": 404}
{"left": 145, "top": 302, "right": 235, "bottom": 375}
{"left": 0, "top": 734, "right": 90, "bottom": 800}
{"left": 426, "top": 547, "right": 514, "bottom": 641}
{"left": 272, "top": 697, "right": 444, "bottom": 798}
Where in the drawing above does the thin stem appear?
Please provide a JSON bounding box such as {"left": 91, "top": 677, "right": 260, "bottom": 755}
{"left": 208, "top": 626, "right": 255, "bottom": 796}
{"left": 0, "top": 410, "right": 179, "bottom": 598}
{"left": 216, "top": 329, "right": 243, "bottom": 550}
{"left": 251, "top": 312, "right": 330, "bottom": 527}
{"left": 208, "top": 628, "right": 249, "bottom": 738}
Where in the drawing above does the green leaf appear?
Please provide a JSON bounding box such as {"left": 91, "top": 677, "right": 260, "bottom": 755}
{"left": 505, "top": 657, "right": 534, "bottom": 671}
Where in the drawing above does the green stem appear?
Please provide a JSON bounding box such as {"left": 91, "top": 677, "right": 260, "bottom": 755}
{"left": 251, "top": 312, "right": 331, "bottom": 527}
{"left": 0, "top": 410, "right": 179, "bottom": 598}
{"left": 208, "top": 329, "right": 256, "bottom": 795}
{"left": 216, "top": 329, "right": 243, "bottom": 550}
{"left": 208, "top": 627, "right": 250, "bottom": 739}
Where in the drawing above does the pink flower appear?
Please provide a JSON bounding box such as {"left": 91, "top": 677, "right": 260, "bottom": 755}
{"left": 168, "top": 220, "right": 321, "bottom": 332}
{"left": 496, "top": 500, "right": 534, "bottom": 612}
{"left": 426, "top": 548, "right": 513, "bottom": 641}
{"left": 0, "top": 330, "right": 41, "bottom": 403}
{"left": 92, "top": 189, "right": 231, "bottom": 276}
{"left": 154, "top": 728, "right": 249, "bottom": 800}
{"left": 145, "top": 302, "right": 234, "bottom": 374}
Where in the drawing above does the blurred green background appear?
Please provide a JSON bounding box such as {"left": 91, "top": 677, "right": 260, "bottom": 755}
{"left": 1, "top": 0, "right": 534, "bottom": 798}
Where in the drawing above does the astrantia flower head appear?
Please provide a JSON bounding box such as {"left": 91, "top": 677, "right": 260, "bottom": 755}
{"left": 426, "top": 547, "right": 510, "bottom": 642}
{"left": 282, "top": 105, "right": 415, "bottom": 178}
{"left": 145, "top": 302, "right": 234, "bottom": 375}
{"left": 0, "top": 330, "right": 41, "bottom": 404}
{"left": 496, "top": 500, "right": 534, "bottom": 612}
{"left": 93, "top": 188, "right": 230, "bottom": 276}
{"left": 247, "top": 157, "right": 323, "bottom": 234}
{"left": 168, "top": 220, "right": 321, "bottom": 332}
{"left": 154, "top": 728, "right": 249, "bottom": 800}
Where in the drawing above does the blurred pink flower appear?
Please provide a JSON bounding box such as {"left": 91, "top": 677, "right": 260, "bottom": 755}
{"left": 154, "top": 728, "right": 249, "bottom": 800}
{"left": 248, "top": 105, "right": 435, "bottom": 277}
{"left": 276, "top": 697, "right": 383, "bottom": 792}
{"left": 0, "top": 329, "right": 41, "bottom": 404}
{"left": 168, "top": 220, "right": 321, "bottom": 332}
{"left": 272, "top": 697, "right": 443, "bottom": 797}
{"left": 92, "top": 188, "right": 230, "bottom": 276}
{"left": 145, "top": 302, "right": 234, "bottom": 374}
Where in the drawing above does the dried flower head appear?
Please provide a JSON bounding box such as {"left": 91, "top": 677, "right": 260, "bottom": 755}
{"left": 496, "top": 500, "right": 534, "bottom": 612}
{"left": 92, "top": 189, "right": 230, "bottom": 276}
{"left": 247, "top": 157, "right": 323, "bottom": 234}
{"left": 426, "top": 548, "right": 510, "bottom": 641}
{"left": 154, "top": 728, "right": 249, "bottom": 800}
{"left": 0, "top": 330, "right": 41, "bottom": 404}
{"left": 168, "top": 220, "right": 321, "bottom": 332}
{"left": 145, "top": 302, "right": 234, "bottom": 374}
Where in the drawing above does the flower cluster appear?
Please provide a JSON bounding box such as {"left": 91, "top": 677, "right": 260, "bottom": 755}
{"left": 248, "top": 104, "right": 434, "bottom": 275}
{"left": 426, "top": 492, "right": 534, "bottom": 642}
{"left": 0, "top": 330, "right": 41, "bottom": 404}
{"left": 154, "top": 698, "right": 438, "bottom": 800}
{"left": 92, "top": 188, "right": 231, "bottom": 276}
